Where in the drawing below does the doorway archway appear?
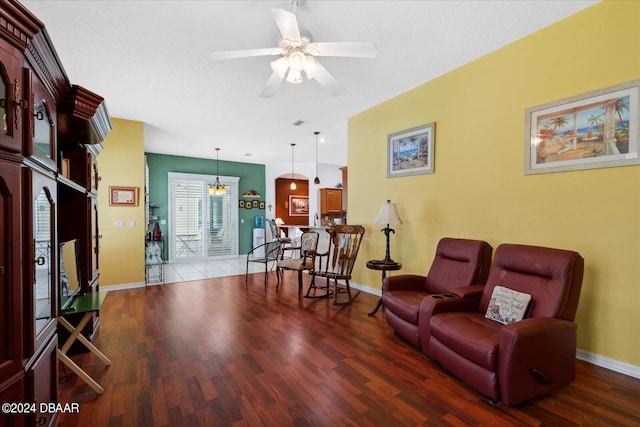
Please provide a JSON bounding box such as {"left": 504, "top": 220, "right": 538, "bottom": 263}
{"left": 275, "top": 175, "right": 309, "bottom": 229}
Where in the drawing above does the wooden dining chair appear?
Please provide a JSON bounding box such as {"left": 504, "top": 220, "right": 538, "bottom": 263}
{"left": 275, "top": 231, "right": 319, "bottom": 296}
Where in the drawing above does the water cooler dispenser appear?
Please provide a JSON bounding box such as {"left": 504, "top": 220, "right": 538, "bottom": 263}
{"left": 252, "top": 215, "right": 265, "bottom": 256}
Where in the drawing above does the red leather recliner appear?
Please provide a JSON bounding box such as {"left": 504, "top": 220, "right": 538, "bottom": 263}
{"left": 382, "top": 238, "right": 493, "bottom": 348}
{"left": 420, "top": 243, "right": 584, "bottom": 405}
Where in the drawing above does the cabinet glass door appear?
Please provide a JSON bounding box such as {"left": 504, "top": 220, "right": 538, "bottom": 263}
{"left": 0, "top": 53, "right": 21, "bottom": 152}
{"left": 33, "top": 183, "right": 54, "bottom": 336}
{"left": 28, "top": 71, "right": 56, "bottom": 170}
{"left": 33, "top": 100, "right": 53, "bottom": 160}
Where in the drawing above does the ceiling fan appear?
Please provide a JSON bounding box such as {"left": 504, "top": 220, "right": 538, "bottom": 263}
{"left": 209, "top": 1, "right": 376, "bottom": 98}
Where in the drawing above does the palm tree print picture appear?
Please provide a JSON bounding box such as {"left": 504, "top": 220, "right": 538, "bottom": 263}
{"left": 525, "top": 80, "right": 639, "bottom": 174}
{"left": 387, "top": 122, "right": 435, "bottom": 177}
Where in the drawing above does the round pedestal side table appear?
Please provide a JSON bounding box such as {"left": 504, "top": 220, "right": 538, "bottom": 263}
{"left": 366, "top": 260, "right": 402, "bottom": 316}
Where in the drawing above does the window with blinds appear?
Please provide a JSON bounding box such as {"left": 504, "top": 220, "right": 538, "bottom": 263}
{"left": 168, "top": 172, "right": 239, "bottom": 261}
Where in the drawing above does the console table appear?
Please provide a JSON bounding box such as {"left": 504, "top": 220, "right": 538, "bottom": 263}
{"left": 57, "top": 292, "right": 111, "bottom": 394}
{"left": 366, "top": 261, "right": 402, "bottom": 316}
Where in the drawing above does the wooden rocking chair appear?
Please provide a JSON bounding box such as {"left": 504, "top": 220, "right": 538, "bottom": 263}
{"left": 308, "top": 225, "right": 365, "bottom": 304}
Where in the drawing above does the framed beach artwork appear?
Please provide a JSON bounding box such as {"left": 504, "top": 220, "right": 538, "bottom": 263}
{"left": 525, "top": 80, "right": 639, "bottom": 175}
{"left": 289, "top": 195, "right": 309, "bottom": 216}
{"left": 387, "top": 122, "right": 435, "bottom": 177}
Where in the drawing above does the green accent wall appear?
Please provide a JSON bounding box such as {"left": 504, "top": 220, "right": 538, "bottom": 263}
{"left": 145, "top": 153, "right": 265, "bottom": 255}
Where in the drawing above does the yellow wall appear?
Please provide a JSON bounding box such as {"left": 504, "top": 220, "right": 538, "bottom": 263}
{"left": 98, "top": 118, "right": 146, "bottom": 286}
{"left": 349, "top": 1, "right": 639, "bottom": 366}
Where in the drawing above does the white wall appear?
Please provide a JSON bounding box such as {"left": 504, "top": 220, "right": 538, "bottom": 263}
{"left": 265, "top": 161, "right": 343, "bottom": 226}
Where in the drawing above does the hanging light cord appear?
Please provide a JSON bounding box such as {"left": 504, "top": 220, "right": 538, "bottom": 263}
{"left": 213, "top": 147, "right": 226, "bottom": 194}
{"left": 290, "top": 143, "right": 297, "bottom": 190}
{"left": 314, "top": 131, "right": 320, "bottom": 184}
{"left": 291, "top": 143, "right": 295, "bottom": 178}
{"left": 216, "top": 149, "right": 220, "bottom": 180}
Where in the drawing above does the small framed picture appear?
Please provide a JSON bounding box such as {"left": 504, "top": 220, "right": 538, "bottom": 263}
{"left": 289, "top": 195, "right": 309, "bottom": 216}
{"left": 109, "top": 186, "right": 138, "bottom": 206}
{"left": 252, "top": 200, "right": 258, "bottom": 208}
{"left": 259, "top": 201, "right": 265, "bottom": 209}
{"left": 245, "top": 203, "right": 252, "bottom": 210}
{"left": 239, "top": 200, "right": 245, "bottom": 208}
{"left": 388, "top": 122, "right": 435, "bottom": 177}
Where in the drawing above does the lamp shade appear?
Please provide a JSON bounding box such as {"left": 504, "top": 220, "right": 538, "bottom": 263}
{"left": 275, "top": 218, "right": 285, "bottom": 226}
{"left": 373, "top": 201, "right": 402, "bottom": 226}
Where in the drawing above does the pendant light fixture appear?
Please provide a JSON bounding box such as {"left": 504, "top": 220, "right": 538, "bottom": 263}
{"left": 313, "top": 131, "right": 320, "bottom": 184}
{"left": 290, "top": 143, "right": 297, "bottom": 190}
{"left": 209, "top": 147, "right": 226, "bottom": 195}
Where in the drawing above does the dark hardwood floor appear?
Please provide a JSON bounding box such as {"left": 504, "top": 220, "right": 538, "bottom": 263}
{"left": 58, "top": 272, "right": 640, "bottom": 426}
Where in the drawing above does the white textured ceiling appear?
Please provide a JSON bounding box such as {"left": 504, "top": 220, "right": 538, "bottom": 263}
{"left": 22, "top": 0, "right": 599, "bottom": 166}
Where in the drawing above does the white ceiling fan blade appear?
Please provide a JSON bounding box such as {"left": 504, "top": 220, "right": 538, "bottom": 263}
{"left": 210, "top": 47, "right": 284, "bottom": 61}
{"left": 271, "top": 9, "right": 301, "bottom": 43}
{"left": 259, "top": 72, "right": 285, "bottom": 98}
{"left": 312, "top": 63, "right": 345, "bottom": 96}
{"left": 307, "top": 42, "right": 377, "bottom": 58}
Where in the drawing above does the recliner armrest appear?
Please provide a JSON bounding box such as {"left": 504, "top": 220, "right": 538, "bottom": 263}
{"left": 449, "top": 284, "right": 485, "bottom": 298}
{"left": 417, "top": 293, "right": 482, "bottom": 356}
{"left": 498, "top": 317, "right": 578, "bottom": 405}
{"left": 383, "top": 274, "right": 426, "bottom": 292}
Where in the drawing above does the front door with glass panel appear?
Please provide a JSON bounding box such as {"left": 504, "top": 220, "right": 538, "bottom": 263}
{"left": 168, "top": 172, "right": 238, "bottom": 261}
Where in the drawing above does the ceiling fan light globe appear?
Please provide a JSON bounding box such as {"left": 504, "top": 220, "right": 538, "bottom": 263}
{"left": 304, "top": 55, "right": 320, "bottom": 79}
{"left": 288, "top": 50, "right": 306, "bottom": 71}
{"left": 270, "top": 57, "right": 289, "bottom": 78}
{"left": 286, "top": 68, "right": 303, "bottom": 84}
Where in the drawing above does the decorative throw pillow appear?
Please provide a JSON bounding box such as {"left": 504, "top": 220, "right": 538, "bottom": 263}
{"left": 485, "top": 286, "right": 532, "bottom": 325}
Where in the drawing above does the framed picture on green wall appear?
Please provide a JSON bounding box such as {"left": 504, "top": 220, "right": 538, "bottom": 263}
{"left": 387, "top": 122, "right": 435, "bottom": 177}
{"left": 525, "top": 79, "right": 639, "bottom": 175}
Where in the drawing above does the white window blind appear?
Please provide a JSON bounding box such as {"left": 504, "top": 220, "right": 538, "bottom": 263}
{"left": 168, "top": 172, "right": 239, "bottom": 261}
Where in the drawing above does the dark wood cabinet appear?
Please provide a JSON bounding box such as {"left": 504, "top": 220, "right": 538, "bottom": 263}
{"left": 0, "top": 2, "right": 111, "bottom": 425}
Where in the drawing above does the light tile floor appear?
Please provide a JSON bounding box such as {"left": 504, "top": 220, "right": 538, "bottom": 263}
{"left": 162, "top": 256, "right": 267, "bottom": 284}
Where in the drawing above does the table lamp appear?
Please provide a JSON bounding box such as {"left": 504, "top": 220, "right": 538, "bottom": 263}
{"left": 373, "top": 200, "right": 402, "bottom": 264}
